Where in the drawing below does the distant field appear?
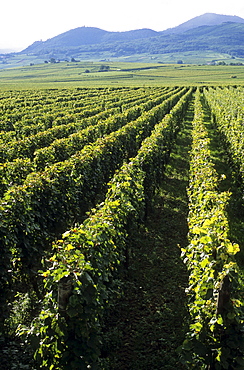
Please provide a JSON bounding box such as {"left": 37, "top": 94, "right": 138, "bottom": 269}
{"left": 113, "top": 51, "right": 244, "bottom": 65}
{"left": 0, "top": 61, "right": 243, "bottom": 89}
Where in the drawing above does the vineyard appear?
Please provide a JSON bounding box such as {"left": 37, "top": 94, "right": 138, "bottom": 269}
{"left": 0, "top": 86, "right": 243, "bottom": 369}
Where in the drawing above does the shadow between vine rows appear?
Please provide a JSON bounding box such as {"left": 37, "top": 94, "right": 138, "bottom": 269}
{"left": 101, "top": 103, "right": 194, "bottom": 369}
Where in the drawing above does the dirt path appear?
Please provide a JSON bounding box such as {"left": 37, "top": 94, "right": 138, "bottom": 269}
{"left": 102, "top": 103, "right": 194, "bottom": 369}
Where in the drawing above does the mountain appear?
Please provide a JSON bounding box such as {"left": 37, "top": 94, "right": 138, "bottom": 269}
{"left": 20, "top": 13, "right": 244, "bottom": 59}
{"left": 156, "top": 22, "right": 244, "bottom": 56}
{"left": 161, "top": 13, "right": 244, "bottom": 34}
{"left": 22, "top": 27, "right": 158, "bottom": 54}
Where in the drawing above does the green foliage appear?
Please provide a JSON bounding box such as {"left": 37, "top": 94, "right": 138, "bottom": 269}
{"left": 180, "top": 89, "right": 244, "bottom": 369}
{"left": 17, "top": 88, "right": 192, "bottom": 368}
{"left": 5, "top": 292, "right": 37, "bottom": 337}
{"left": 204, "top": 86, "right": 244, "bottom": 182}
{"left": 1, "top": 86, "right": 244, "bottom": 368}
{"left": 21, "top": 163, "right": 145, "bottom": 368}
{"left": 0, "top": 86, "right": 187, "bottom": 280}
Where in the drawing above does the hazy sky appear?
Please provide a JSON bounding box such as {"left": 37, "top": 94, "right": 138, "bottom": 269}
{"left": 1, "top": 0, "right": 244, "bottom": 51}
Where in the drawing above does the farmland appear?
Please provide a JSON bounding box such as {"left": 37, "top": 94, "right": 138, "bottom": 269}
{"left": 0, "top": 83, "right": 243, "bottom": 369}
{"left": 0, "top": 61, "right": 244, "bottom": 88}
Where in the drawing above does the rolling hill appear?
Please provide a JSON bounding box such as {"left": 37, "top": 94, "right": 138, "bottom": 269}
{"left": 1, "top": 13, "right": 243, "bottom": 66}
{"left": 21, "top": 28, "right": 159, "bottom": 54}
{"left": 20, "top": 13, "right": 244, "bottom": 60}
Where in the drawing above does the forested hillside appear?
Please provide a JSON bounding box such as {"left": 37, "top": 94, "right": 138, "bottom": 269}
{"left": 21, "top": 23, "right": 244, "bottom": 60}
{"left": 19, "top": 13, "right": 244, "bottom": 60}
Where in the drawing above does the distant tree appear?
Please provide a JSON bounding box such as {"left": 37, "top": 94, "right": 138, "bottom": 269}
{"left": 177, "top": 60, "right": 183, "bottom": 64}
{"left": 99, "top": 65, "right": 110, "bottom": 72}
{"left": 50, "top": 58, "right": 56, "bottom": 63}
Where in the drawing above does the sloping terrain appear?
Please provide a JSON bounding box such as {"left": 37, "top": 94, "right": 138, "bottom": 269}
{"left": 161, "top": 12, "right": 244, "bottom": 34}
{"left": 19, "top": 13, "right": 244, "bottom": 59}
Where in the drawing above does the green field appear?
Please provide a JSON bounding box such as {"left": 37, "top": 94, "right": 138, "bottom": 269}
{"left": 0, "top": 61, "right": 244, "bottom": 89}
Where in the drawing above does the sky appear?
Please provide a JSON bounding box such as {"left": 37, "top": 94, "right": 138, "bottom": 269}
{"left": 1, "top": 0, "right": 244, "bottom": 51}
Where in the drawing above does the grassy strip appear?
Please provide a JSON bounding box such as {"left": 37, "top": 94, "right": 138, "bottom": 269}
{"left": 102, "top": 98, "right": 194, "bottom": 369}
